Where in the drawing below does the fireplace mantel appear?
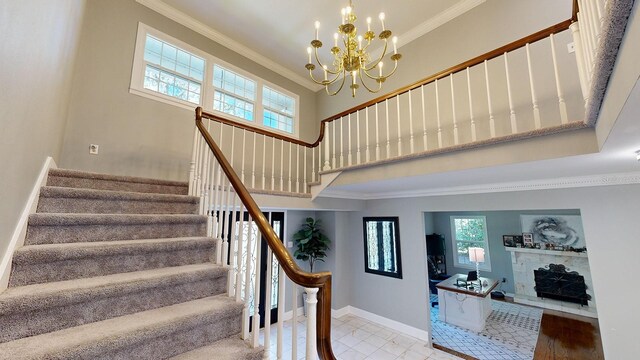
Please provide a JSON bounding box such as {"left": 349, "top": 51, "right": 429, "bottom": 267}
{"left": 506, "top": 247, "right": 588, "bottom": 258}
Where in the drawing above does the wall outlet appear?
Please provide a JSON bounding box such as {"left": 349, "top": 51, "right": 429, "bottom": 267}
{"left": 89, "top": 144, "right": 99, "bottom": 155}
{"left": 502, "top": 277, "right": 507, "bottom": 283}
{"left": 287, "top": 241, "right": 293, "bottom": 248}
{"left": 567, "top": 42, "right": 575, "bottom": 53}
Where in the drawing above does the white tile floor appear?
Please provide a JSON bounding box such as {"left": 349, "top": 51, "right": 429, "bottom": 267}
{"left": 260, "top": 314, "right": 462, "bottom": 360}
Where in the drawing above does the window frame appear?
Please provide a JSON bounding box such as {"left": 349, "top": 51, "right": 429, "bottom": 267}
{"left": 449, "top": 215, "right": 492, "bottom": 272}
{"left": 130, "top": 22, "right": 300, "bottom": 138}
{"left": 362, "top": 217, "right": 403, "bottom": 279}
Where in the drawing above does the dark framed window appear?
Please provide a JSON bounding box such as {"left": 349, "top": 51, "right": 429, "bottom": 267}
{"left": 363, "top": 217, "right": 402, "bottom": 279}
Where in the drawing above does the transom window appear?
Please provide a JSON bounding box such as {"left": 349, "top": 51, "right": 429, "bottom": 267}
{"left": 449, "top": 216, "right": 491, "bottom": 271}
{"left": 130, "top": 23, "right": 299, "bottom": 137}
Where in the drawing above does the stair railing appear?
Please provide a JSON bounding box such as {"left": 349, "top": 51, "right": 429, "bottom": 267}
{"left": 191, "top": 106, "right": 335, "bottom": 360}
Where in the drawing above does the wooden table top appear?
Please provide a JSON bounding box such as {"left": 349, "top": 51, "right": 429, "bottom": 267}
{"left": 436, "top": 274, "right": 499, "bottom": 298}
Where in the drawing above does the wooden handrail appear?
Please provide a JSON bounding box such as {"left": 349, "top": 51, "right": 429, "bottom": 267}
{"left": 195, "top": 107, "right": 336, "bottom": 360}
{"left": 201, "top": 18, "right": 573, "bottom": 150}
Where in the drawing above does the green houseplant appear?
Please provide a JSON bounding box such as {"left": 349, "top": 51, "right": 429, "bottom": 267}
{"left": 292, "top": 217, "right": 330, "bottom": 272}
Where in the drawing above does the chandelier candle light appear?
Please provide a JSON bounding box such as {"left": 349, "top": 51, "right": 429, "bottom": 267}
{"left": 468, "top": 247, "right": 485, "bottom": 286}
{"left": 305, "top": 0, "right": 401, "bottom": 97}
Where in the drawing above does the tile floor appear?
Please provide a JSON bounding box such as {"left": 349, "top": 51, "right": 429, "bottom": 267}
{"left": 260, "top": 314, "right": 462, "bottom": 360}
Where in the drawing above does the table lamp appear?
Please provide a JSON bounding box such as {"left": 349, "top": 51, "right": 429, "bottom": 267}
{"left": 468, "top": 247, "right": 485, "bottom": 285}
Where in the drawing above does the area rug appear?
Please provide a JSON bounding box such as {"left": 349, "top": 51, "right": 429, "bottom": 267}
{"left": 430, "top": 296, "right": 543, "bottom": 360}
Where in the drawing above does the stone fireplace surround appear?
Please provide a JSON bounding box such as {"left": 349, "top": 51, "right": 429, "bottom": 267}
{"left": 506, "top": 247, "right": 597, "bottom": 318}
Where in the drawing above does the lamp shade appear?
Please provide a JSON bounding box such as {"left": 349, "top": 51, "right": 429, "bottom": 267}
{"left": 469, "top": 247, "right": 485, "bottom": 263}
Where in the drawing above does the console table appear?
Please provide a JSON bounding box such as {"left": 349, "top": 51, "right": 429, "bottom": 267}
{"left": 436, "top": 274, "right": 498, "bottom": 332}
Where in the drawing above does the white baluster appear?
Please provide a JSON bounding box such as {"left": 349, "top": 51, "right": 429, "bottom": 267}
{"left": 251, "top": 229, "right": 262, "bottom": 347}
{"left": 408, "top": 90, "right": 415, "bottom": 153}
{"left": 288, "top": 142, "right": 292, "bottom": 192}
{"left": 435, "top": 79, "right": 443, "bottom": 148}
{"left": 305, "top": 287, "right": 319, "bottom": 360}
{"left": 235, "top": 204, "right": 245, "bottom": 303}
{"left": 221, "top": 180, "right": 232, "bottom": 267}
{"left": 331, "top": 121, "right": 336, "bottom": 168}
{"left": 570, "top": 21, "right": 589, "bottom": 101}
{"left": 339, "top": 118, "right": 344, "bottom": 167}
{"left": 271, "top": 139, "right": 276, "bottom": 191}
{"left": 323, "top": 123, "right": 330, "bottom": 171}
{"left": 291, "top": 283, "right": 298, "bottom": 360}
{"left": 227, "top": 192, "right": 238, "bottom": 295}
{"left": 348, "top": 114, "right": 353, "bottom": 166}
{"left": 421, "top": 85, "right": 428, "bottom": 150}
{"left": 526, "top": 43, "right": 541, "bottom": 129}
{"left": 193, "top": 130, "right": 202, "bottom": 197}
{"left": 280, "top": 140, "right": 285, "bottom": 191}
{"left": 208, "top": 159, "right": 218, "bottom": 238}
{"left": 365, "top": 107, "right": 370, "bottom": 163}
{"left": 385, "top": 100, "right": 391, "bottom": 158}
{"left": 201, "top": 120, "right": 212, "bottom": 215}
{"left": 311, "top": 146, "right": 316, "bottom": 183}
{"left": 504, "top": 52, "right": 518, "bottom": 134}
{"left": 252, "top": 132, "right": 256, "bottom": 188}
{"left": 450, "top": 74, "right": 460, "bottom": 144}
{"left": 241, "top": 129, "right": 246, "bottom": 184}
{"left": 375, "top": 103, "right": 381, "bottom": 160}
{"left": 262, "top": 135, "right": 267, "bottom": 190}
{"left": 297, "top": 145, "right": 301, "bottom": 193}
{"left": 242, "top": 214, "right": 253, "bottom": 340}
{"left": 466, "top": 68, "right": 477, "bottom": 142}
{"left": 396, "top": 95, "right": 402, "bottom": 156}
{"left": 356, "top": 111, "right": 362, "bottom": 165}
{"left": 484, "top": 60, "right": 496, "bottom": 138}
{"left": 189, "top": 126, "right": 198, "bottom": 195}
{"left": 264, "top": 217, "right": 273, "bottom": 356}
{"left": 230, "top": 127, "right": 236, "bottom": 175}
{"left": 277, "top": 266, "right": 285, "bottom": 359}
{"left": 550, "top": 34, "right": 569, "bottom": 124}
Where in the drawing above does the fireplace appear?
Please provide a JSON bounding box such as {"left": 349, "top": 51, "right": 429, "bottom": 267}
{"left": 534, "top": 264, "right": 591, "bottom": 306}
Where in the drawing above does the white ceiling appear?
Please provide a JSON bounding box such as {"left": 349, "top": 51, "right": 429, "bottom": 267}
{"left": 147, "top": 0, "right": 485, "bottom": 90}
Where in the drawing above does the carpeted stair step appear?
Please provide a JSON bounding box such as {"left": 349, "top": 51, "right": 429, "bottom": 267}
{"left": 47, "top": 169, "right": 189, "bottom": 195}
{"left": 0, "top": 295, "right": 243, "bottom": 360}
{"left": 169, "top": 336, "right": 263, "bottom": 360}
{"left": 37, "top": 186, "right": 199, "bottom": 214}
{"left": 9, "top": 237, "right": 216, "bottom": 286}
{"left": 25, "top": 213, "right": 207, "bottom": 245}
{"left": 0, "top": 264, "right": 228, "bottom": 343}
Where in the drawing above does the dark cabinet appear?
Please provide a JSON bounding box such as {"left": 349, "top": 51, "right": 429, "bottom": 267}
{"left": 426, "top": 233, "right": 446, "bottom": 278}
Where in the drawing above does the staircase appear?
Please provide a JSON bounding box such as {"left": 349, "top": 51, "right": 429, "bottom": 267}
{"left": 0, "top": 169, "right": 263, "bottom": 359}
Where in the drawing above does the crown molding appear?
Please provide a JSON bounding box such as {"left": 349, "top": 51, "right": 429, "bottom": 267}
{"left": 135, "top": 0, "right": 323, "bottom": 92}
{"left": 319, "top": 171, "right": 640, "bottom": 200}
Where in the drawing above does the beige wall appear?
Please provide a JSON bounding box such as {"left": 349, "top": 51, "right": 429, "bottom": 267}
{"left": 59, "top": 0, "right": 318, "bottom": 181}
{"left": 0, "top": 0, "right": 86, "bottom": 257}
{"left": 315, "top": 0, "right": 574, "bottom": 120}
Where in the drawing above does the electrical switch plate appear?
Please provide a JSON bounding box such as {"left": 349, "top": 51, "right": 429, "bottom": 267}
{"left": 89, "top": 144, "right": 99, "bottom": 155}
{"left": 567, "top": 42, "right": 575, "bottom": 53}
{"left": 287, "top": 241, "right": 293, "bottom": 248}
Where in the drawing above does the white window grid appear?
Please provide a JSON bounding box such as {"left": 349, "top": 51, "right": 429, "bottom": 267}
{"left": 449, "top": 216, "right": 492, "bottom": 272}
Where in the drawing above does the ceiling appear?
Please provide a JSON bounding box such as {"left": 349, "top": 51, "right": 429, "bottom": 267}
{"left": 146, "top": 0, "right": 485, "bottom": 90}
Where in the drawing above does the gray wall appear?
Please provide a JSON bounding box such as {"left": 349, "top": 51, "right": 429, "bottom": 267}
{"left": 427, "top": 209, "right": 581, "bottom": 294}
{"left": 59, "top": 0, "right": 318, "bottom": 181}
{"left": 315, "top": 0, "right": 574, "bottom": 120}
{"left": 338, "top": 184, "right": 640, "bottom": 360}
{"left": 0, "top": 0, "right": 86, "bottom": 258}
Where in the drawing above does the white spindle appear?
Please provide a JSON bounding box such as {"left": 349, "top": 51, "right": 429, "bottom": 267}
{"left": 365, "top": 108, "right": 370, "bottom": 162}
{"left": 435, "top": 79, "right": 443, "bottom": 148}
{"left": 484, "top": 60, "right": 496, "bottom": 138}
{"left": 241, "top": 130, "right": 246, "bottom": 184}
{"left": 194, "top": 129, "right": 203, "bottom": 197}
{"left": 323, "top": 123, "right": 330, "bottom": 171}
{"left": 526, "top": 43, "right": 542, "bottom": 129}
{"left": 504, "top": 52, "right": 518, "bottom": 134}
{"left": 339, "top": 118, "right": 344, "bottom": 168}
{"left": 421, "top": 85, "right": 428, "bottom": 150}
{"left": 550, "top": 34, "right": 569, "bottom": 124}
{"left": 271, "top": 139, "right": 276, "bottom": 191}
{"left": 291, "top": 284, "right": 299, "bottom": 360}
{"left": 587, "top": 0, "right": 601, "bottom": 36}
{"left": 227, "top": 193, "right": 238, "bottom": 295}
{"left": 570, "top": 22, "right": 589, "bottom": 101}
{"left": 235, "top": 204, "right": 245, "bottom": 303}
{"left": 242, "top": 214, "right": 254, "bottom": 340}
{"left": 396, "top": 96, "right": 402, "bottom": 156}
{"left": 356, "top": 111, "right": 361, "bottom": 164}
{"left": 280, "top": 140, "right": 285, "bottom": 191}
{"left": 331, "top": 121, "right": 336, "bottom": 168}
{"left": 296, "top": 145, "right": 301, "bottom": 193}
{"left": 201, "top": 120, "right": 212, "bottom": 215}
{"left": 221, "top": 180, "right": 232, "bottom": 267}
{"left": 450, "top": 74, "right": 459, "bottom": 144}
{"left": 288, "top": 142, "right": 292, "bottom": 192}
{"left": 189, "top": 126, "right": 198, "bottom": 195}
{"left": 348, "top": 114, "right": 353, "bottom": 166}
{"left": 262, "top": 135, "right": 267, "bottom": 190}
{"left": 208, "top": 158, "right": 218, "bottom": 239}
{"left": 264, "top": 217, "right": 273, "bottom": 356}
{"left": 408, "top": 90, "right": 415, "bottom": 153}
{"left": 251, "top": 229, "right": 262, "bottom": 347}
{"left": 230, "top": 127, "right": 236, "bottom": 176}
{"left": 305, "top": 287, "right": 319, "bottom": 360}
{"left": 466, "top": 68, "right": 477, "bottom": 142}
{"left": 385, "top": 100, "right": 391, "bottom": 158}
{"left": 277, "top": 266, "right": 285, "bottom": 359}
{"left": 311, "top": 146, "right": 316, "bottom": 183}
{"left": 251, "top": 133, "right": 256, "bottom": 188}
{"left": 375, "top": 103, "right": 381, "bottom": 160}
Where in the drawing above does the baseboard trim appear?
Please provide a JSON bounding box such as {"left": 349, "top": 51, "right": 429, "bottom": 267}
{"left": 331, "top": 305, "right": 430, "bottom": 342}
{"left": 0, "top": 157, "right": 56, "bottom": 291}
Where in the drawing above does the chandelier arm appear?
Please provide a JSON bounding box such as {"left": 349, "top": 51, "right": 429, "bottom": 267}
{"left": 363, "top": 40, "right": 389, "bottom": 72}
{"left": 325, "top": 70, "right": 347, "bottom": 96}
{"left": 381, "top": 59, "right": 400, "bottom": 79}
{"left": 358, "top": 71, "right": 384, "bottom": 93}
{"left": 313, "top": 47, "right": 329, "bottom": 71}
{"left": 308, "top": 69, "right": 327, "bottom": 85}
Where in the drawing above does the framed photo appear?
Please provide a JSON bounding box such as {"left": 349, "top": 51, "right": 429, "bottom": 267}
{"left": 503, "top": 235, "right": 516, "bottom": 247}
{"left": 363, "top": 217, "right": 403, "bottom": 279}
{"left": 513, "top": 235, "right": 524, "bottom": 246}
{"left": 523, "top": 233, "right": 534, "bottom": 247}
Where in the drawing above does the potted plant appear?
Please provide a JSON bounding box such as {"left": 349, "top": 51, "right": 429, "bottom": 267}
{"left": 292, "top": 217, "right": 330, "bottom": 273}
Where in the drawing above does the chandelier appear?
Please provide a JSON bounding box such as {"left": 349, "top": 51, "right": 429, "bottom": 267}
{"left": 305, "top": 0, "right": 401, "bottom": 97}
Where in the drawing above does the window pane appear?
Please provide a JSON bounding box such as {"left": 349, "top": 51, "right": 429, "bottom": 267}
{"left": 144, "top": 65, "right": 200, "bottom": 104}
{"left": 213, "top": 65, "right": 256, "bottom": 101}
{"left": 263, "top": 86, "right": 295, "bottom": 116}
{"left": 454, "top": 218, "right": 486, "bottom": 242}
{"left": 214, "top": 91, "right": 254, "bottom": 121}
{"left": 263, "top": 110, "right": 293, "bottom": 134}
{"left": 144, "top": 35, "right": 204, "bottom": 83}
